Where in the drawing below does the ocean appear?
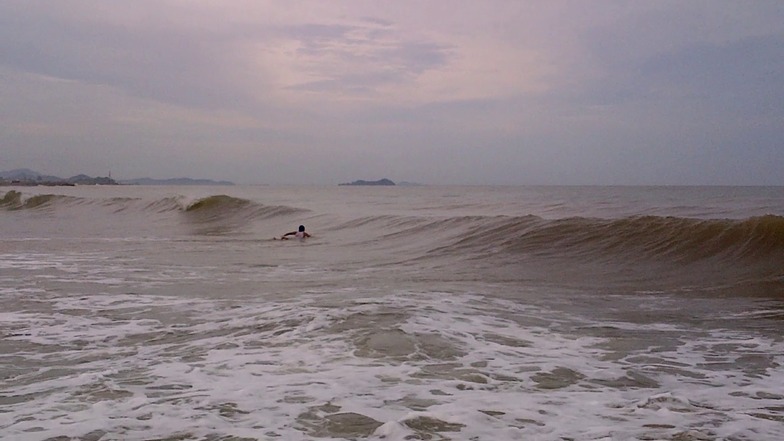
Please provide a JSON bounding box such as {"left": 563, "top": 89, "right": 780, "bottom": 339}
{"left": 1, "top": 185, "right": 782, "bottom": 440}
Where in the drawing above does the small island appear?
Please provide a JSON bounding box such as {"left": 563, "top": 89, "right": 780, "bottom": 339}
{"left": 339, "top": 178, "right": 396, "bottom": 186}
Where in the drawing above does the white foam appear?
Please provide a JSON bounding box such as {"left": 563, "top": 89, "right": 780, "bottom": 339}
{"left": 2, "top": 289, "right": 783, "bottom": 440}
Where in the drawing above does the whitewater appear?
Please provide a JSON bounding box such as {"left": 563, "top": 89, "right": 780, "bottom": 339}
{"left": 1, "top": 185, "right": 783, "bottom": 440}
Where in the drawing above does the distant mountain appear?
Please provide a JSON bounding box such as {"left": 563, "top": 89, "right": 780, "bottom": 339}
{"left": 339, "top": 178, "right": 396, "bottom": 186}
{"left": 1, "top": 169, "right": 233, "bottom": 186}
{"left": 120, "top": 177, "right": 234, "bottom": 186}
{"left": 0, "top": 168, "right": 63, "bottom": 182}
{"left": 0, "top": 169, "right": 116, "bottom": 185}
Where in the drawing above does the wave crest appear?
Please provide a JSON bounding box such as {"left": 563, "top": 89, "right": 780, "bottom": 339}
{"left": 180, "top": 195, "right": 308, "bottom": 235}
{"left": 0, "top": 191, "right": 80, "bottom": 210}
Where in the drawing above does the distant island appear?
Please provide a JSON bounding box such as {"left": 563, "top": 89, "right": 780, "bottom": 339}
{"left": 339, "top": 178, "right": 396, "bottom": 186}
{"left": 0, "top": 169, "right": 234, "bottom": 186}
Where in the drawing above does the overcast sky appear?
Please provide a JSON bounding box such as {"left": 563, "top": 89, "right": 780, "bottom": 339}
{"left": 1, "top": 1, "right": 782, "bottom": 185}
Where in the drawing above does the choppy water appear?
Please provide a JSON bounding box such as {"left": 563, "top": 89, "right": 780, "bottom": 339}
{"left": 1, "top": 185, "right": 783, "bottom": 440}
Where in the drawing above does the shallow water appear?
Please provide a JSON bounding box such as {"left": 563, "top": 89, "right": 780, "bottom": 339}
{"left": 1, "top": 185, "right": 783, "bottom": 440}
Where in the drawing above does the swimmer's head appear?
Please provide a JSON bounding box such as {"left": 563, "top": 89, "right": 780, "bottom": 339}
{"left": 298, "top": 225, "right": 305, "bottom": 232}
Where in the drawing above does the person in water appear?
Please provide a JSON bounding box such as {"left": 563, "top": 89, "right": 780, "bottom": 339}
{"left": 280, "top": 225, "right": 311, "bottom": 240}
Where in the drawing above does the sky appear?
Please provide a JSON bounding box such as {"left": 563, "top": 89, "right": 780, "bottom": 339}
{"left": 1, "top": 1, "right": 782, "bottom": 185}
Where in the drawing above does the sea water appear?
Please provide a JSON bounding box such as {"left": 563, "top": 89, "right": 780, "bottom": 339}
{"left": 1, "top": 185, "right": 783, "bottom": 440}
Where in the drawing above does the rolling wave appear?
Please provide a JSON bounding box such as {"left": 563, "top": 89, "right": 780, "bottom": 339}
{"left": 3, "top": 189, "right": 781, "bottom": 295}
{"left": 489, "top": 214, "right": 783, "bottom": 263}
{"left": 0, "top": 191, "right": 81, "bottom": 209}
{"left": 180, "top": 195, "right": 307, "bottom": 234}
{"left": 1, "top": 191, "right": 307, "bottom": 226}
{"left": 4, "top": 190, "right": 780, "bottom": 266}
{"left": 328, "top": 213, "right": 784, "bottom": 291}
{"left": 360, "top": 213, "right": 784, "bottom": 265}
{"left": 183, "top": 195, "right": 305, "bottom": 220}
{"left": 423, "top": 214, "right": 784, "bottom": 294}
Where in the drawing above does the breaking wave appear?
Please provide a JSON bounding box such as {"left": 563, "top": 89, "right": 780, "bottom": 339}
{"left": 180, "top": 195, "right": 307, "bottom": 235}
{"left": 1, "top": 190, "right": 307, "bottom": 228}
{"left": 0, "top": 191, "right": 81, "bottom": 210}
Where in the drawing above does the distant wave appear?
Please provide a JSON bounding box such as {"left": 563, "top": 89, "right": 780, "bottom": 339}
{"left": 1, "top": 191, "right": 307, "bottom": 228}
{"left": 1, "top": 191, "right": 148, "bottom": 211}
{"left": 0, "top": 191, "right": 81, "bottom": 210}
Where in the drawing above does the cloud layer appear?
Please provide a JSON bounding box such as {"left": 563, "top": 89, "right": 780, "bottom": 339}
{"left": 1, "top": 1, "right": 782, "bottom": 184}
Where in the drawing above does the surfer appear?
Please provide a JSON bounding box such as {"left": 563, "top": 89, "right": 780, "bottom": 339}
{"left": 280, "top": 225, "right": 311, "bottom": 240}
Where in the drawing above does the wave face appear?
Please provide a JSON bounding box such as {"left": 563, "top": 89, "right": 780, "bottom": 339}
{"left": 317, "top": 212, "right": 784, "bottom": 296}
{"left": 438, "top": 214, "right": 784, "bottom": 295}
{"left": 434, "top": 214, "right": 784, "bottom": 263}
{"left": 184, "top": 195, "right": 304, "bottom": 219}
{"left": 314, "top": 210, "right": 784, "bottom": 266}
{"left": 0, "top": 191, "right": 82, "bottom": 209}
{"left": 181, "top": 195, "right": 307, "bottom": 235}
{"left": 2, "top": 187, "right": 782, "bottom": 296}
